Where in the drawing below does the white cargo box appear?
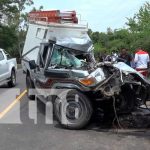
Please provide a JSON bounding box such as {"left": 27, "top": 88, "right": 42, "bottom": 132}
{"left": 22, "top": 11, "right": 93, "bottom": 72}
{"left": 23, "top": 23, "right": 91, "bottom": 59}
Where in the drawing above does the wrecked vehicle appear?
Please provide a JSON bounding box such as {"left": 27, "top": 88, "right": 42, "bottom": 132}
{"left": 22, "top": 10, "right": 150, "bottom": 129}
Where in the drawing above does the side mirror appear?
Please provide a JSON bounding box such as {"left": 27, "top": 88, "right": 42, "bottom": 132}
{"left": 29, "top": 60, "right": 37, "bottom": 70}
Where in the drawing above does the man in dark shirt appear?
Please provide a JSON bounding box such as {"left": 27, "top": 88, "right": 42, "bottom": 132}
{"left": 119, "top": 48, "right": 132, "bottom": 66}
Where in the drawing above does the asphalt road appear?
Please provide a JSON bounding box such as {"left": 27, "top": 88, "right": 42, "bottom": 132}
{"left": 0, "top": 70, "right": 149, "bottom": 150}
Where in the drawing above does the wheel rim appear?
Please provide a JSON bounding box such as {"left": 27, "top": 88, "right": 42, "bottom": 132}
{"left": 66, "top": 101, "right": 83, "bottom": 120}
{"left": 56, "top": 97, "right": 86, "bottom": 123}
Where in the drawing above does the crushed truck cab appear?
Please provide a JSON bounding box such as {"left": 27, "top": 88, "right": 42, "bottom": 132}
{"left": 22, "top": 10, "right": 150, "bottom": 129}
{"left": 22, "top": 10, "right": 95, "bottom": 129}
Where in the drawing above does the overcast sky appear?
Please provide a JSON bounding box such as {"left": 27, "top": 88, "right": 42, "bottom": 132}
{"left": 28, "top": 0, "right": 147, "bottom": 32}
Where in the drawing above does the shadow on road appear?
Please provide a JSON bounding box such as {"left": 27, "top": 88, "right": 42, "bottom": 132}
{"left": 34, "top": 100, "right": 150, "bottom": 140}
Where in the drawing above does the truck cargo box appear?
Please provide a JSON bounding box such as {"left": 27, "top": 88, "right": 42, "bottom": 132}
{"left": 22, "top": 10, "right": 93, "bottom": 72}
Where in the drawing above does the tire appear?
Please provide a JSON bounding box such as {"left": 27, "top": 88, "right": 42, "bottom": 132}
{"left": 8, "top": 69, "right": 16, "bottom": 87}
{"left": 54, "top": 90, "right": 93, "bottom": 130}
{"left": 26, "top": 74, "right": 35, "bottom": 100}
{"left": 116, "top": 84, "right": 136, "bottom": 112}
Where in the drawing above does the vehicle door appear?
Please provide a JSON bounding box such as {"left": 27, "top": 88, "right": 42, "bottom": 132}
{"left": 34, "top": 45, "right": 72, "bottom": 97}
{"left": 38, "top": 45, "right": 72, "bottom": 88}
{"left": 34, "top": 43, "right": 52, "bottom": 95}
{"left": 0, "top": 50, "right": 9, "bottom": 81}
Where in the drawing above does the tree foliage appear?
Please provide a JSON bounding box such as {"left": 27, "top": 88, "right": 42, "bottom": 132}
{"left": 90, "top": 1, "right": 150, "bottom": 56}
{"left": 0, "top": 1, "right": 150, "bottom": 61}
{"left": 0, "top": 0, "right": 34, "bottom": 59}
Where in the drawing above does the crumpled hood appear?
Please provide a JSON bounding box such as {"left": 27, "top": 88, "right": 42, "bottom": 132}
{"left": 56, "top": 36, "right": 93, "bottom": 53}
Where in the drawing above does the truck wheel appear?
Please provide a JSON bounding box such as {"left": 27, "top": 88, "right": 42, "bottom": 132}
{"left": 26, "top": 75, "right": 35, "bottom": 100}
{"left": 8, "top": 69, "right": 16, "bottom": 87}
{"left": 54, "top": 90, "right": 93, "bottom": 129}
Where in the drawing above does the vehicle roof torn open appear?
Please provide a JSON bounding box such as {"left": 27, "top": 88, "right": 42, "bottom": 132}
{"left": 22, "top": 10, "right": 93, "bottom": 61}
{"left": 56, "top": 36, "right": 93, "bottom": 53}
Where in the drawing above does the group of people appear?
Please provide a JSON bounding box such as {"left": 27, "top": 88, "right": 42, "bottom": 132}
{"left": 119, "top": 48, "right": 150, "bottom": 76}
{"left": 99, "top": 48, "right": 150, "bottom": 77}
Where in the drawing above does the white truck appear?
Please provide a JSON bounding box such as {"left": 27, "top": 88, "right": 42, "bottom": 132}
{"left": 0, "top": 48, "right": 17, "bottom": 87}
{"left": 22, "top": 10, "right": 150, "bottom": 130}
{"left": 22, "top": 10, "right": 91, "bottom": 73}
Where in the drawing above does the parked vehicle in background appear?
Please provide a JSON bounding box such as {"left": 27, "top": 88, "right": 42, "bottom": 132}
{"left": 0, "top": 48, "right": 17, "bottom": 87}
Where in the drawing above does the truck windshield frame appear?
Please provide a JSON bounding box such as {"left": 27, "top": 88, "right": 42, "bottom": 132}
{"left": 48, "top": 45, "right": 87, "bottom": 69}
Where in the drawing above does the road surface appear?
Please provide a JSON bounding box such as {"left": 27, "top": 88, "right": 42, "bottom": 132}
{"left": 0, "top": 70, "right": 149, "bottom": 150}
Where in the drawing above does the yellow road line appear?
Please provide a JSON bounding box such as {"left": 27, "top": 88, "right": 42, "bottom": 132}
{"left": 0, "top": 90, "right": 27, "bottom": 119}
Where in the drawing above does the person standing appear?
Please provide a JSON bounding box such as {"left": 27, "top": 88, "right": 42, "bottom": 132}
{"left": 134, "top": 48, "right": 150, "bottom": 77}
{"left": 119, "top": 48, "right": 132, "bottom": 66}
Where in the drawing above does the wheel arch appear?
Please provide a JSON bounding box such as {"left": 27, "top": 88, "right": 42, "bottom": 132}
{"left": 11, "top": 67, "right": 16, "bottom": 73}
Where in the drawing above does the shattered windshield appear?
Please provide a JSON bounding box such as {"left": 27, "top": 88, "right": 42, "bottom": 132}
{"left": 49, "top": 46, "right": 85, "bottom": 69}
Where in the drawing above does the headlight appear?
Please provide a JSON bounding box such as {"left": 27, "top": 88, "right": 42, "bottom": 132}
{"left": 79, "top": 77, "right": 96, "bottom": 86}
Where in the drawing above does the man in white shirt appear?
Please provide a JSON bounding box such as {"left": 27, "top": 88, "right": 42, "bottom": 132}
{"left": 134, "top": 49, "right": 150, "bottom": 76}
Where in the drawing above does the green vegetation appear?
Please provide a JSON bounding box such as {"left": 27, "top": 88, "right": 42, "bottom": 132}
{"left": 0, "top": 0, "right": 43, "bottom": 62}
{"left": 0, "top": 1, "right": 150, "bottom": 61}
{"left": 0, "top": 0, "right": 35, "bottom": 62}
{"left": 89, "top": 2, "right": 150, "bottom": 56}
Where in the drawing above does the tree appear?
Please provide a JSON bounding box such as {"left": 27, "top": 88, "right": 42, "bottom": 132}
{"left": 0, "top": 0, "right": 34, "bottom": 25}
{"left": 31, "top": 5, "right": 44, "bottom": 12}
{"left": 91, "top": 32, "right": 100, "bottom": 43}
{"left": 0, "top": 0, "right": 18, "bottom": 18}
{"left": 126, "top": 1, "right": 150, "bottom": 51}
{"left": 0, "top": 0, "right": 34, "bottom": 59}
{"left": 92, "top": 1, "right": 150, "bottom": 56}
{"left": 0, "top": 25, "right": 17, "bottom": 49}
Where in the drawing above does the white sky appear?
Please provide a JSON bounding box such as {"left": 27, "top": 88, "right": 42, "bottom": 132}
{"left": 27, "top": 0, "right": 147, "bottom": 32}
